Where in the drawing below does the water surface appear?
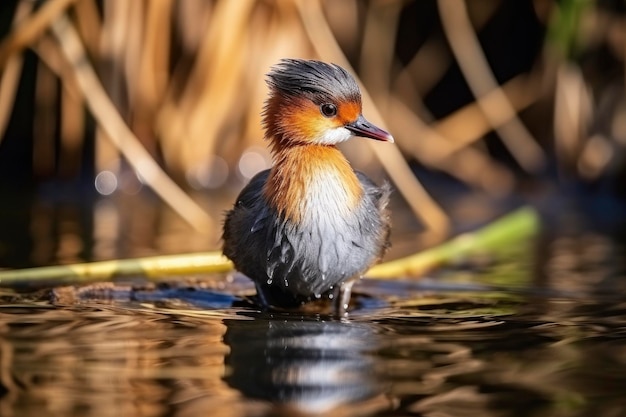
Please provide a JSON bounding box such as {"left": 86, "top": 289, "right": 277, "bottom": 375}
{"left": 1, "top": 271, "right": 625, "bottom": 417}
{"left": 1, "top": 190, "right": 625, "bottom": 416}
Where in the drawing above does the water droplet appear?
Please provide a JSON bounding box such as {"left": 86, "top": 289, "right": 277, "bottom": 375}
{"left": 328, "top": 293, "right": 334, "bottom": 300}
{"left": 266, "top": 278, "right": 273, "bottom": 285}
{"left": 314, "top": 293, "right": 321, "bottom": 299}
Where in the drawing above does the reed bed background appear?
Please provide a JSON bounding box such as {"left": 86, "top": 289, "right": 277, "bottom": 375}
{"left": 0, "top": 0, "right": 624, "bottom": 263}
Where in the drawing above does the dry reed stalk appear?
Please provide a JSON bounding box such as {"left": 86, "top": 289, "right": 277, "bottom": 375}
{"left": 392, "top": 77, "right": 521, "bottom": 195}
{"left": 122, "top": 1, "right": 146, "bottom": 112}
{"left": 136, "top": 1, "right": 172, "bottom": 114}
{"left": 438, "top": 0, "right": 546, "bottom": 173}
{"left": 176, "top": 0, "right": 213, "bottom": 51}
{"left": 73, "top": 0, "right": 102, "bottom": 59}
{"left": 58, "top": 80, "right": 85, "bottom": 177}
{"left": 321, "top": 0, "right": 360, "bottom": 56}
{"left": 438, "top": 150, "right": 515, "bottom": 194}
{"left": 33, "top": 35, "right": 81, "bottom": 97}
{"left": 359, "top": 1, "right": 403, "bottom": 99}
{"left": 93, "top": 3, "right": 122, "bottom": 176}
{"left": 434, "top": 74, "right": 541, "bottom": 152}
{"left": 296, "top": 0, "right": 451, "bottom": 239}
{"left": 236, "top": 1, "right": 314, "bottom": 151}
{"left": 0, "top": 56, "right": 23, "bottom": 146}
{"left": 181, "top": 1, "right": 256, "bottom": 173}
{"left": 237, "top": 5, "right": 274, "bottom": 131}
{"left": 156, "top": 2, "right": 215, "bottom": 173}
{"left": 385, "top": 96, "right": 515, "bottom": 194}
{"left": 158, "top": 2, "right": 253, "bottom": 171}
{"left": 124, "top": 1, "right": 173, "bottom": 182}
{"left": 0, "top": 1, "right": 33, "bottom": 146}
{"left": 236, "top": 24, "right": 274, "bottom": 152}
{"left": 123, "top": 1, "right": 163, "bottom": 159}
{"left": 392, "top": 37, "right": 451, "bottom": 109}
{"left": 50, "top": 14, "right": 212, "bottom": 230}
{"left": 393, "top": 49, "right": 540, "bottom": 158}
{"left": 220, "top": 5, "right": 311, "bottom": 178}
{"left": 386, "top": 69, "right": 539, "bottom": 195}
{"left": 157, "top": 0, "right": 315, "bottom": 179}
{"left": 0, "top": 0, "right": 82, "bottom": 68}
{"left": 553, "top": 64, "right": 591, "bottom": 176}
{"left": 33, "top": 61, "right": 58, "bottom": 178}
{"left": 96, "top": 1, "right": 129, "bottom": 177}
{"left": 357, "top": 1, "right": 519, "bottom": 195}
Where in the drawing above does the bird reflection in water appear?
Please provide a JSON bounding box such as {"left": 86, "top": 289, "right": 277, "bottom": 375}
{"left": 223, "top": 315, "right": 385, "bottom": 414}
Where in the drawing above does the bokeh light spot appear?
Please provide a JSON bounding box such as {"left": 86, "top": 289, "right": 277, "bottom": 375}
{"left": 94, "top": 171, "right": 118, "bottom": 195}
{"left": 238, "top": 147, "right": 270, "bottom": 180}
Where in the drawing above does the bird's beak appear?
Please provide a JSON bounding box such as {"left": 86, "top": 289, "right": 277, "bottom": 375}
{"left": 346, "top": 115, "right": 394, "bottom": 143}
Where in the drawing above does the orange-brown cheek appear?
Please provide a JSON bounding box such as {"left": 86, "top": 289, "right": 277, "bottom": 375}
{"left": 338, "top": 102, "right": 361, "bottom": 124}
{"left": 282, "top": 103, "right": 336, "bottom": 142}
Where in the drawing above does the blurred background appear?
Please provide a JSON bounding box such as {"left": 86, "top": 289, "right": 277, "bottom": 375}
{"left": 0, "top": 0, "right": 624, "bottom": 269}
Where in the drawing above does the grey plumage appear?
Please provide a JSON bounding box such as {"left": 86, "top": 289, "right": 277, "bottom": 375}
{"left": 265, "top": 59, "right": 361, "bottom": 105}
{"left": 223, "top": 169, "right": 390, "bottom": 307}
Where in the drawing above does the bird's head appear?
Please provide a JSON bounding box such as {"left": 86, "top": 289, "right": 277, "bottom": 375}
{"left": 262, "top": 59, "right": 394, "bottom": 147}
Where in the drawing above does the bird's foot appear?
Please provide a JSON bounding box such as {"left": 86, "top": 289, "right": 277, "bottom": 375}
{"left": 332, "top": 280, "right": 355, "bottom": 317}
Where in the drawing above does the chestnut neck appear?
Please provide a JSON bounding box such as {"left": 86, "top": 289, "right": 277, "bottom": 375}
{"left": 263, "top": 139, "right": 363, "bottom": 223}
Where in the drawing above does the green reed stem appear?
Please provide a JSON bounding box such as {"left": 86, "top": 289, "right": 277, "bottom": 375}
{"left": 367, "top": 207, "right": 539, "bottom": 279}
{"left": 0, "top": 207, "right": 539, "bottom": 289}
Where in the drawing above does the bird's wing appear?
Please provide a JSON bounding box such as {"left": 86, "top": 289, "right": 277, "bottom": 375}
{"left": 222, "top": 169, "right": 272, "bottom": 258}
{"left": 355, "top": 171, "right": 391, "bottom": 211}
{"left": 355, "top": 170, "right": 392, "bottom": 259}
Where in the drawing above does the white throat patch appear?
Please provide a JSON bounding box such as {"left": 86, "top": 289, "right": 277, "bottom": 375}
{"left": 313, "top": 126, "right": 353, "bottom": 145}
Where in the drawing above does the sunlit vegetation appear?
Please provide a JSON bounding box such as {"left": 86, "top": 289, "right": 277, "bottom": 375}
{"left": 0, "top": 0, "right": 623, "bottom": 260}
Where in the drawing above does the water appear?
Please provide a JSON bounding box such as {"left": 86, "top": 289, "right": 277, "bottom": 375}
{"left": 1, "top": 273, "right": 625, "bottom": 417}
{"left": 1, "top": 190, "right": 626, "bottom": 416}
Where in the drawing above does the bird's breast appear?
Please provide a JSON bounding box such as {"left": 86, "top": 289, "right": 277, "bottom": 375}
{"left": 272, "top": 169, "right": 385, "bottom": 296}
{"left": 225, "top": 161, "right": 388, "bottom": 299}
{"left": 263, "top": 145, "right": 363, "bottom": 223}
{"left": 301, "top": 168, "right": 359, "bottom": 220}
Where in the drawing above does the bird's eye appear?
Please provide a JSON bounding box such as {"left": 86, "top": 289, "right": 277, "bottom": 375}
{"left": 320, "top": 103, "right": 337, "bottom": 117}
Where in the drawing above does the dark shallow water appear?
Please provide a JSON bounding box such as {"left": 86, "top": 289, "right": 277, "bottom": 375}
{"left": 1, "top": 275, "right": 626, "bottom": 417}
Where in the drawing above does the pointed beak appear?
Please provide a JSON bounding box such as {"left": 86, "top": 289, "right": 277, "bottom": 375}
{"left": 346, "top": 115, "right": 394, "bottom": 143}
